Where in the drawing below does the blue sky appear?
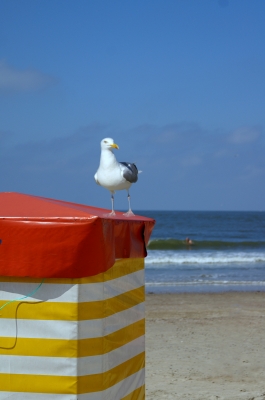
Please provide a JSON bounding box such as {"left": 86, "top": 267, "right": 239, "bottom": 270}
{"left": 0, "top": 0, "right": 264, "bottom": 211}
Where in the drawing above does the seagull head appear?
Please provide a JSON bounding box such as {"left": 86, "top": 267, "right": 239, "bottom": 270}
{"left": 100, "top": 138, "right": 119, "bottom": 151}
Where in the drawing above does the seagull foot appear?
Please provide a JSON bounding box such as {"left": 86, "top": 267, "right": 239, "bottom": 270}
{"left": 123, "top": 210, "right": 135, "bottom": 217}
{"left": 103, "top": 211, "right": 116, "bottom": 217}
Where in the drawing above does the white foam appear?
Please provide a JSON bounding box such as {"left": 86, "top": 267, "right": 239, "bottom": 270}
{"left": 145, "top": 280, "right": 265, "bottom": 286}
{"left": 145, "top": 250, "right": 265, "bottom": 266}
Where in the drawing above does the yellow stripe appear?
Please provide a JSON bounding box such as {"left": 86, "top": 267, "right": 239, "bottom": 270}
{"left": 0, "top": 258, "right": 144, "bottom": 284}
{"left": 0, "top": 352, "right": 145, "bottom": 394}
{"left": 121, "top": 385, "right": 145, "bottom": 400}
{"left": 0, "top": 373, "right": 76, "bottom": 395}
{"left": 103, "top": 258, "right": 144, "bottom": 283}
{"left": 78, "top": 319, "right": 145, "bottom": 357}
{"left": 0, "top": 319, "right": 145, "bottom": 357}
{"left": 0, "top": 285, "right": 145, "bottom": 320}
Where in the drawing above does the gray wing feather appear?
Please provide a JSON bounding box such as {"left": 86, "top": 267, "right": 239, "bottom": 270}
{"left": 120, "top": 162, "right": 138, "bottom": 183}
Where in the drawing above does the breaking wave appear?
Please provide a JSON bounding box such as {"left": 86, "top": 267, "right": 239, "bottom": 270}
{"left": 145, "top": 250, "right": 265, "bottom": 265}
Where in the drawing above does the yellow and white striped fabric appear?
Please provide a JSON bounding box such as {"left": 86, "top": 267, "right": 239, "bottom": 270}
{"left": 0, "top": 258, "right": 145, "bottom": 399}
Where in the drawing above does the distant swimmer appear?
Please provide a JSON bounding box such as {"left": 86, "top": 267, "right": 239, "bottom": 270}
{"left": 185, "top": 237, "right": 194, "bottom": 245}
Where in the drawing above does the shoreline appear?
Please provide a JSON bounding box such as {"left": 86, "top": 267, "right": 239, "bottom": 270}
{"left": 146, "top": 285, "right": 265, "bottom": 294}
{"left": 145, "top": 292, "right": 265, "bottom": 399}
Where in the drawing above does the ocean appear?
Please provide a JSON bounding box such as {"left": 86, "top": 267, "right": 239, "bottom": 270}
{"left": 139, "top": 211, "right": 265, "bottom": 293}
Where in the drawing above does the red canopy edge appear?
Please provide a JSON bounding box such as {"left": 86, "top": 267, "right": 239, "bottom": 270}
{"left": 0, "top": 192, "right": 155, "bottom": 278}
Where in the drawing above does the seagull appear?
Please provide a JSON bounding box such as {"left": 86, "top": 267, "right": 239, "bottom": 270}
{"left": 94, "top": 138, "right": 139, "bottom": 216}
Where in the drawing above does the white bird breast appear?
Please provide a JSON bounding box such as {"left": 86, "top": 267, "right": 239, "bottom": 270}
{"left": 96, "top": 166, "right": 132, "bottom": 192}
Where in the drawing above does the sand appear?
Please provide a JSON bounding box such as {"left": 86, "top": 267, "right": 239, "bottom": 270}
{"left": 145, "top": 292, "right": 265, "bottom": 400}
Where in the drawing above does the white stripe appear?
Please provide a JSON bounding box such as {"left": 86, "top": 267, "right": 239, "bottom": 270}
{"left": 0, "top": 369, "right": 145, "bottom": 400}
{"left": 0, "top": 281, "right": 77, "bottom": 303}
{"left": 79, "top": 336, "right": 144, "bottom": 376}
{"left": 0, "top": 355, "right": 76, "bottom": 376}
{"left": 0, "top": 394, "right": 72, "bottom": 400}
{"left": 79, "top": 302, "right": 145, "bottom": 339}
{"left": 0, "top": 270, "right": 144, "bottom": 303}
{"left": 0, "top": 302, "right": 144, "bottom": 340}
{"left": 0, "top": 317, "right": 77, "bottom": 340}
{"left": 0, "top": 336, "right": 144, "bottom": 376}
{"left": 79, "top": 270, "right": 144, "bottom": 302}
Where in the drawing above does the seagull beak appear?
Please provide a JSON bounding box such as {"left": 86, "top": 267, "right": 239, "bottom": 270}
{"left": 111, "top": 143, "right": 119, "bottom": 149}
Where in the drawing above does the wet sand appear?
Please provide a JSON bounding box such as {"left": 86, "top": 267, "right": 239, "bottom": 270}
{"left": 145, "top": 292, "right": 265, "bottom": 400}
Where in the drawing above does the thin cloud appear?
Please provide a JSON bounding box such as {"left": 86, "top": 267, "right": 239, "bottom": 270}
{"left": 1, "top": 122, "right": 264, "bottom": 210}
{"left": 154, "top": 123, "right": 204, "bottom": 144}
{"left": 180, "top": 155, "right": 202, "bottom": 168}
{"left": 1, "top": 123, "right": 109, "bottom": 174}
{"left": 228, "top": 126, "right": 261, "bottom": 144}
{"left": 0, "top": 60, "right": 58, "bottom": 92}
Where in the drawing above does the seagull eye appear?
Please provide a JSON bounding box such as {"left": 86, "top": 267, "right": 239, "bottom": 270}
{"left": 104, "top": 140, "right": 107, "bottom": 143}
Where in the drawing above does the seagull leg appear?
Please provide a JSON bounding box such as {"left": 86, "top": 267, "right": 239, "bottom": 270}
{"left": 111, "top": 192, "right": 115, "bottom": 214}
{"left": 104, "top": 192, "right": 116, "bottom": 217}
{"left": 123, "top": 190, "right": 135, "bottom": 217}
{"left": 109, "top": 192, "right": 116, "bottom": 216}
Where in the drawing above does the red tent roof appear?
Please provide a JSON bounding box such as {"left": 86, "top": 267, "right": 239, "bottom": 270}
{"left": 0, "top": 192, "right": 155, "bottom": 278}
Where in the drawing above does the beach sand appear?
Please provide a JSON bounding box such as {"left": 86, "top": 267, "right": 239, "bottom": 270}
{"left": 146, "top": 292, "right": 265, "bottom": 400}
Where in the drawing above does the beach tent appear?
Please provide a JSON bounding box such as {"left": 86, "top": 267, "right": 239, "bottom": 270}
{"left": 0, "top": 192, "right": 155, "bottom": 399}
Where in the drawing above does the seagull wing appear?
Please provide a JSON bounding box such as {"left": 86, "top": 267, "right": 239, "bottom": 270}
{"left": 119, "top": 162, "right": 138, "bottom": 183}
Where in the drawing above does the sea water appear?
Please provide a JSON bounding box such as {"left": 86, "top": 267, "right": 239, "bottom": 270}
{"left": 138, "top": 211, "right": 265, "bottom": 293}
